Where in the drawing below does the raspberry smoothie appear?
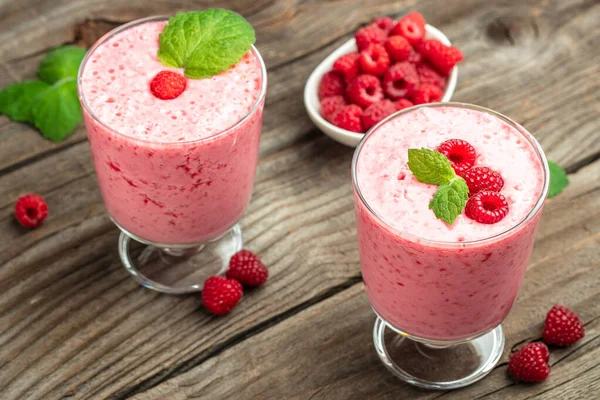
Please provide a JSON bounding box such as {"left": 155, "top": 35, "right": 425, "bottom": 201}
{"left": 353, "top": 104, "right": 548, "bottom": 341}
{"left": 79, "top": 18, "right": 265, "bottom": 245}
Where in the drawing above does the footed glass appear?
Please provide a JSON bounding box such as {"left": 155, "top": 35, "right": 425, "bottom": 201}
{"left": 78, "top": 17, "right": 267, "bottom": 294}
{"left": 352, "top": 103, "right": 549, "bottom": 389}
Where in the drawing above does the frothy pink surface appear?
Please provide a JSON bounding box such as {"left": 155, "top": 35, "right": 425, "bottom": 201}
{"left": 80, "top": 20, "right": 264, "bottom": 244}
{"left": 354, "top": 105, "right": 546, "bottom": 341}
{"left": 356, "top": 106, "right": 544, "bottom": 242}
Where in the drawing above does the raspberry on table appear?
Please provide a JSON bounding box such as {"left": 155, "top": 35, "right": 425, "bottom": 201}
{"left": 382, "top": 62, "right": 419, "bottom": 99}
{"left": 395, "top": 98, "right": 413, "bottom": 111}
{"left": 355, "top": 26, "right": 387, "bottom": 51}
{"left": 465, "top": 191, "right": 509, "bottom": 224}
{"left": 361, "top": 99, "right": 397, "bottom": 131}
{"left": 416, "top": 62, "right": 447, "bottom": 88}
{"left": 370, "top": 16, "right": 395, "bottom": 34}
{"left": 320, "top": 95, "right": 347, "bottom": 122}
{"left": 150, "top": 70, "right": 187, "bottom": 100}
{"left": 508, "top": 342, "right": 550, "bottom": 383}
{"left": 418, "top": 39, "right": 464, "bottom": 75}
{"left": 543, "top": 305, "right": 585, "bottom": 347}
{"left": 332, "top": 104, "right": 363, "bottom": 132}
{"left": 14, "top": 194, "right": 48, "bottom": 228}
{"left": 346, "top": 74, "right": 384, "bottom": 108}
{"left": 333, "top": 52, "right": 361, "bottom": 83}
{"left": 226, "top": 250, "right": 269, "bottom": 287}
{"left": 359, "top": 44, "right": 391, "bottom": 76}
{"left": 463, "top": 166, "right": 505, "bottom": 195}
{"left": 318, "top": 71, "right": 345, "bottom": 100}
{"left": 202, "top": 276, "right": 243, "bottom": 315}
{"left": 437, "top": 139, "right": 477, "bottom": 175}
{"left": 390, "top": 12, "right": 426, "bottom": 45}
{"left": 410, "top": 83, "right": 443, "bottom": 104}
{"left": 384, "top": 36, "right": 412, "bottom": 62}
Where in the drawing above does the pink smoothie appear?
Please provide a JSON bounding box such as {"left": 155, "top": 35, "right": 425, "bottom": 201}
{"left": 354, "top": 105, "right": 547, "bottom": 341}
{"left": 79, "top": 19, "right": 265, "bottom": 245}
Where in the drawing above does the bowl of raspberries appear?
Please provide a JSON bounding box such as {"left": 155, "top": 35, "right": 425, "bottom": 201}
{"left": 304, "top": 12, "right": 463, "bottom": 147}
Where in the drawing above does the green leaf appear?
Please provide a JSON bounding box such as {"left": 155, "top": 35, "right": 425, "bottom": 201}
{"left": 408, "top": 148, "right": 456, "bottom": 185}
{"left": 429, "top": 177, "right": 469, "bottom": 225}
{"left": 0, "top": 80, "right": 51, "bottom": 123}
{"left": 158, "top": 9, "right": 256, "bottom": 79}
{"left": 38, "top": 45, "right": 87, "bottom": 84}
{"left": 31, "top": 77, "right": 82, "bottom": 142}
{"left": 548, "top": 161, "right": 569, "bottom": 198}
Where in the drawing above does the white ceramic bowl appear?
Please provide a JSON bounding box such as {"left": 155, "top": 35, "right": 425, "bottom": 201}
{"left": 304, "top": 24, "right": 458, "bottom": 148}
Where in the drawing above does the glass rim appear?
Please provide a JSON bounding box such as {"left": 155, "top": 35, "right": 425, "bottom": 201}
{"left": 351, "top": 102, "right": 550, "bottom": 248}
{"left": 77, "top": 15, "right": 267, "bottom": 146}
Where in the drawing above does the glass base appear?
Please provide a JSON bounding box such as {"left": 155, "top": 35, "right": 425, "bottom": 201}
{"left": 118, "top": 224, "right": 243, "bottom": 294}
{"left": 373, "top": 317, "right": 504, "bottom": 390}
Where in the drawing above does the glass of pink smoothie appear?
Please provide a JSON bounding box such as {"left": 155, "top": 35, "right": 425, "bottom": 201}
{"left": 352, "top": 103, "right": 549, "bottom": 389}
{"left": 78, "top": 16, "right": 266, "bottom": 294}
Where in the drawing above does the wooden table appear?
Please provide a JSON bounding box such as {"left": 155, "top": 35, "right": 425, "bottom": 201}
{"left": 0, "top": 0, "right": 598, "bottom": 399}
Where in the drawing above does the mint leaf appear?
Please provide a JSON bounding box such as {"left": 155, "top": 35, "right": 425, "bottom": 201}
{"left": 31, "top": 78, "right": 81, "bottom": 142}
{"left": 38, "top": 45, "right": 87, "bottom": 84}
{"left": 0, "top": 80, "right": 50, "bottom": 123}
{"left": 548, "top": 161, "right": 569, "bottom": 198}
{"left": 429, "top": 177, "right": 469, "bottom": 225}
{"left": 408, "top": 148, "right": 456, "bottom": 185}
{"left": 158, "top": 9, "right": 256, "bottom": 79}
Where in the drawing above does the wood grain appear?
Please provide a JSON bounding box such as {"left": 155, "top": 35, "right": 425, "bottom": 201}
{"left": 129, "top": 157, "right": 600, "bottom": 400}
{"left": 0, "top": 0, "right": 598, "bottom": 398}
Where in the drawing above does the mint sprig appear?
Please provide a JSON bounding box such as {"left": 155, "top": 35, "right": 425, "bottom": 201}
{"left": 408, "top": 148, "right": 469, "bottom": 225}
{"left": 31, "top": 78, "right": 81, "bottom": 141}
{"left": 429, "top": 177, "right": 469, "bottom": 224}
{"left": 0, "top": 45, "right": 84, "bottom": 142}
{"left": 38, "top": 45, "right": 86, "bottom": 84}
{"left": 158, "top": 9, "right": 256, "bottom": 79}
{"left": 0, "top": 80, "right": 50, "bottom": 123}
{"left": 548, "top": 161, "right": 569, "bottom": 198}
{"left": 408, "top": 148, "right": 456, "bottom": 185}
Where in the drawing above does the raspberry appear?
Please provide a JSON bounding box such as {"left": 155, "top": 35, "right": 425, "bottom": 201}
{"left": 320, "top": 95, "right": 347, "bottom": 122}
{"left": 15, "top": 194, "right": 48, "bottom": 228}
{"left": 416, "top": 62, "right": 447, "bottom": 88}
{"left": 437, "top": 139, "right": 477, "bottom": 175}
{"left": 463, "top": 167, "right": 505, "bottom": 195}
{"left": 359, "top": 44, "right": 390, "bottom": 76}
{"left": 370, "top": 17, "right": 395, "bottom": 34}
{"left": 355, "top": 26, "right": 386, "bottom": 51}
{"left": 150, "top": 70, "right": 187, "bottom": 100}
{"left": 418, "top": 39, "right": 464, "bottom": 75}
{"left": 508, "top": 343, "right": 550, "bottom": 383}
{"left": 465, "top": 191, "right": 509, "bottom": 224}
{"left": 384, "top": 36, "right": 412, "bottom": 62}
{"left": 318, "top": 71, "right": 345, "bottom": 100}
{"left": 395, "top": 98, "right": 413, "bottom": 111}
{"left": 411, "top": 83, "right": 443, "bottom": 104}
{"left": 202, "top": 276, "right": 243, "bottom": 315}
{"left": 382, "top": 62, "right": 419, "bottom": 99}
{"left": 543, "top": 305, "right": 585, "bottom": 347}
{"left": 332, "top": 104, "right": 363, "bottom": 133}
{"left": 346, "top": 75, "right": 384, "bottom": 108}
{"left": 361, "top": 100, "right": 396, "bottom": 131}
{"left": 332, "top": 52, "right": 361, "bottom": 83}
{"left": 390, "top": 12, "right": 426, "bottom": 45}
{"left": 226, "top": 250, "right": 269, "bottom": 287}
{"left": 407, "top": 49, "right": 423, "bottom": 64}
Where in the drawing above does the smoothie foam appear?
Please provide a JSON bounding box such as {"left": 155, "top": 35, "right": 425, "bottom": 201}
{"left": 354, "top": 105, "right": 547, "bottom": 341}
{"left": 79, "top": 20, "right": 265, "bottom": 245}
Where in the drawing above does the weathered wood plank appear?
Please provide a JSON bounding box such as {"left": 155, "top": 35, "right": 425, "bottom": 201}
{"left": 1, "top": 0, "right": 599, "bottom": 172}
{"left": 120, "top": 158, "right": 600, "bottom": 400}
